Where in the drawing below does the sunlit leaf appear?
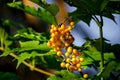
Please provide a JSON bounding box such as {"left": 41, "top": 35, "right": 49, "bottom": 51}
{"left": 16, "top": 52, "right": 33, "bottom": 68}
{"left": 8, "top": 1, "right": 57, "bottom": 24}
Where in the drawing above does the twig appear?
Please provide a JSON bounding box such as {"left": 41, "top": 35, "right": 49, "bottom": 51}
{"left": 9, "top": 53, "right": 54, "bottom": 76}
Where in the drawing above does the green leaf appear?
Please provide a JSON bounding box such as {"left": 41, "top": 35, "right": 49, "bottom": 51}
{"left": 100, "top": 0, "right": 109, "bottom": 11}
{"left": 65, "top": 0, "right": 120, "bottom": 25}
{"left": 31, "top": 0, "right": 59, "bottom": 16}
{"left": 101, "top": 61, "right": 117, "bottom": 78}
{"left": 18, "top": 42, "right": 51, "bottom": 53}
{"left": 47, "top": 70, "right": 82, "bottom": 80}
{"left": 0, "top": 72, "right": 19, "bottom": 80}
{"left": 0, "top": 48, "right": 20, "bottom": 57}
{"left": 16, "top": 52, "right": 33, "bottom": 68}
{"left": 15, "top": 28, "right": 49, "bottom": 41}
{"left": 19, "top": 41, "right": 39, "bottom": 48}
{"left": 8, "top": 1, "right": 57, "bottom": 24}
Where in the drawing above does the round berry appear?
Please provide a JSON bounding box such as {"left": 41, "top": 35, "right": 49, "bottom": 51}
{"left": 83, "top": 74, "right": 88, "bottom": 79}
{"left": 60, "top": 62, "right": 66, "bottom": 68}
{"left": 65, "top": 63, "right": 70, "bottom": 68}
{"left": 70, "top": 21, "right": 74, "bottom": 26}
{"left": 57, "top": 51, "right": 62, "bottom": 57}
{"left": 67, "top": 46, "right": 73, "bottom": 53}
{"left": 66, "top": 58, "right": 71, "bottom": 63}
{"left": 80, "top": 57, "right": 84, "bottom": 62}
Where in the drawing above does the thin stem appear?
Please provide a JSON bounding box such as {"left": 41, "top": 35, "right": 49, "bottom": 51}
{"left": 92, "top": 15, "right": 104, "bottom": 80}
{"left": 99, "top": 15, "right": 104, "bottom": 68}
{"left": 9, "top": 53, "right": 54, "bottom": 76}
{"left": 0, "top": 47, "right": 55, "bottom": 76}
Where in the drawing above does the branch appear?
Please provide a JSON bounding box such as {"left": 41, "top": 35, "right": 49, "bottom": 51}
{"left": 9, "top": 53, "right": 54, "bottom": 76}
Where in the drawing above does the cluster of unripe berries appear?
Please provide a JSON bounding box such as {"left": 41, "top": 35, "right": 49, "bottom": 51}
{"left": 47, "top": 22, "right": 88, "bottom": 79}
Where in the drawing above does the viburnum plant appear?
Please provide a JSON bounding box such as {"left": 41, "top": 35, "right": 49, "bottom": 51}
{"left": 0, "top": 0, "right": 120, "bottom": 80}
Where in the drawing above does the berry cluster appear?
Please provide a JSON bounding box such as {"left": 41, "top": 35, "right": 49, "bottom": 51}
{"left": 47, "top": 22, "right": 88, "bottom": 78}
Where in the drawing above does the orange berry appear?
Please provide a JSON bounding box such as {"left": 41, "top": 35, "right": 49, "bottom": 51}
{"left": 72, "top": 57, "right": 77, "bottom": 64}
{"left": 65, "top": 63, "right": 70, "bottom": 68}
{"left": 61, "top": 24, "right": 66, "bottom": 30}
{"left": 67, "top": 46, "right": 73, "bottom": 53}
{"left": 69, "top": 65, "right": 75, "bottom": 71}
{"left": 78, "top": 68, "right": 82, "bottom": 72}
{"left": 70, "top": 21, "right": 74, "bottom": 26}
{"left": 83, "top": 74, "right": 88, "bottom": 79}
{"left": 65, "top": 52, "right": 70, "bottom": 57}
{"left": 57, "top": 51, "right": 62, "bottom": 57}
{"left": 76, "top": 63, "right": 81, "bottom": 68}
{"left": 72, "top": 54, "right": 76, "bottom": 58}
{"left": 80, "top": 57, "right": 84, "bottom": 62}
{"left": 65, "top": 43, "right": 69, "bottom": 47}
{"left": 76, "top": 58, "right": 80, "bottom": 63}
{"left": 50, "top": 37, "right": 55, "bottom": 42}
{"left": 47, "top": 41, "right": 52, "bottom": 46}
{"left": 73, "top": 49, "right": 78, "bottom": 55}
{"left": 68, "top": 26, "right": 73, "bottom": 30}
{"left": 51, "top": 24, "right": 56, "bottom": 29}
{"left": 77, "top": 52, "right": 82, "bottom": 56}
{"left": 54, "top": 47, "right": 60, "bottom": 51}
{"left": 50, "top": 29, "right": 54, "bottom": 33}
{"left": 60, "top": 62, "right": 66, "bottom": 68}
{"left": 51, "top": 33, "right": 56, "bottom": 37}
{"left": 53, "top": 27, "right": 58, "bottom": 31}
{"left": 66, "top": 58, "right": 71, "bottom": 63}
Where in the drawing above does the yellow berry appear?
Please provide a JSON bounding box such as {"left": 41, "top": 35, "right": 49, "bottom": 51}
{"left": 78, "top": 68, "right": 82, "bottom": 72}
{"left": 57, "top": 51, "right": 62, "bottom": 57}
{"left": 65, "top": 52, "right": 70, "bottom": 57}
{"left": 60, "top": 62, "right": 66, "bottom": 68}
{"left": 83, "top": 74, "right": 88, "bottom": 79}
{"left": 67, "top": 46, "right": 73, "bottom": 53}
{"left": 70, "top": 21, "right": 74, "bottom": 26}
{"left": 68, "top": 26, "right": 73, "bottom": 30}
{"left": 76, "top": 58, "right": 80, "bottom": 63}
{"left": 61, "top": 24, "right": 66, "bottom": 30}
{"left": 80, "top": 57, "right": 84, "bottom": 62}
{"left": 68, "top": 65, "right": 74, "bottom": 71}
{"left": 73, "top": 49, "right": 78, "bottom": 55}
{"left": 65, "top": 63, "right": 70, "bottom": 68}
{"left": 47, "top": 41, "right": 51, "bottom": 46}
{"left": 51, "top": 24, "right": 56, "bottom": 29}
{"left": 76, "top": 63, "right": 81, "bottom": 68}
{"left": 66, "top": 58, "right": 71, "bottom": 63}
{"left": 54, "top": 47, "right": 60, "bottom": 51}
{"left": 72, "top": 54, "right": 76, "bottom": 58}
{"left": 65, "top": 43, "right": 69, "bottom": 47}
